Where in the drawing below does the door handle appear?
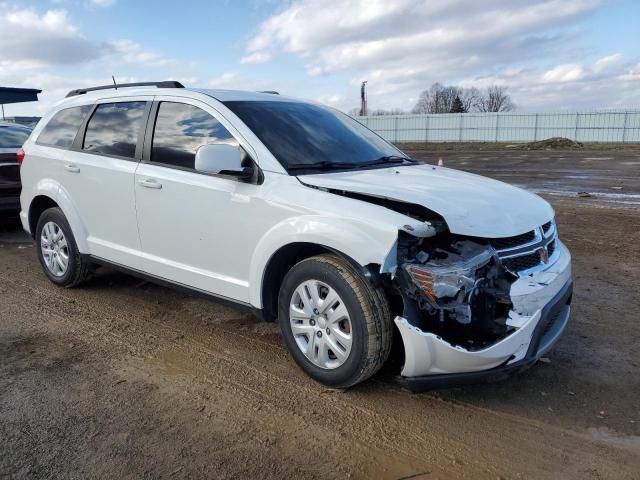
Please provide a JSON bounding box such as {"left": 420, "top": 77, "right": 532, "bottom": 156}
{"left": 64, "top": 163, "right": 80, "bottom": 173}
{"left": 138, "top": 178, "right": 163, "bottom": 189}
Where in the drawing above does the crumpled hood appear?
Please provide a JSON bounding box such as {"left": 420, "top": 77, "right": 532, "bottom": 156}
{"left": 298, "top": 164, "right": 554, "bottom": 238}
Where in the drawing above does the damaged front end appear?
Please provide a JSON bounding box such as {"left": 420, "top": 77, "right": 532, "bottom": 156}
{"left": 389, "top": 225, "right": 572, "bottom": 388}
{"left": 399, "top": 236, "right": 515, "bottom": 349}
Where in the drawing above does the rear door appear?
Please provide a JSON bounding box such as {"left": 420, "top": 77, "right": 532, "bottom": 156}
{"left": 59, "top": 97, "right": 152, "bottom": 264}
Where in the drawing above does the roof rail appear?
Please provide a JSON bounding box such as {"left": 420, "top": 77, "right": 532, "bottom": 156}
{"left": 259, "top": 90, "right": 280, "bottom": 95}
{"left": 65, "top": 81, "right": 185, "bottom": 98}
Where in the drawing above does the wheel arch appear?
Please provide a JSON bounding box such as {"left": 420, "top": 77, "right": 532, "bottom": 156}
{"left": 259, "top": 241, "right": 386, "bottom": 322}
{"left": 248, "top": 216, "right": 398, "bottom": 317}
{"left": 26, "top": 181, "right": 89, "bottom": 252}
{"left": 260, "top": 242, "right": 331, "bottom": 322}
{"left": 28, "top": 195, "right": 59, "bottom": 237}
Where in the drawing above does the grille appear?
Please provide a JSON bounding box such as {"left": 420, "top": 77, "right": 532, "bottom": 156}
{"left": 492, "top": 221, "right": 557, "bottom": 274}
{"left": 502, "top": 252, "right": 542, "bottom": 272}
{"left": 547, "top": 240, "right": 556, "bottom": 257}
{"left": 489, "top": 230, "right": 536, "bottom": 250}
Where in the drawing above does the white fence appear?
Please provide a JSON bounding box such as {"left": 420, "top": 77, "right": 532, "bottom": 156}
{"left": 357, "top": 110, "right": 640, "bottom": 143}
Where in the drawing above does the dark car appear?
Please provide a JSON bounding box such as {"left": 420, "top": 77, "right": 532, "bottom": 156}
{"left": 0, "top": 121, "right": 31, "bottom": 217}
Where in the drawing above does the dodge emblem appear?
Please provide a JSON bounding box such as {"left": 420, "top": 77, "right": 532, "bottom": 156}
{"left": 538, "top": 247, "right": 549, "bottom": 264}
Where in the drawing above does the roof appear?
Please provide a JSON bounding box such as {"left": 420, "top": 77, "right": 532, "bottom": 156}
{"left": 193, "top": 89, "right": 295, "bottom": 102}
{"left": 53, "top": 85, "right": 305, "bottom": 112}
{"left": 0, "top": 87, "right": 42, "bottom": 104}
{"left": 62, "top": 81, "right": 290, "bottom": 103}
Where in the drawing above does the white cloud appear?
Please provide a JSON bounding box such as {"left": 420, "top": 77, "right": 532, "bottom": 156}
{"left": 107, "top": 39, "right": 174, "bottom": 67}
{"left": 618, "top": 64, "right": 640, "bottom": 82}
{"left": 457, "top": 54, "right": 640, "bottom": 111}
{"left": 244, "top": 0, "right": 603, "bottom": 74}
{"left": 0, "top": 7, "right": 176, "bottom": 116}
{"left": 0, "top": 8, "right": 170, "bottom": 70}
{"left": 89, "top": 0, "right": 116, "bottom": 7}
{"left": 240, "top": 51, "right": 272, "bottom": 64}
{"left": 0, "top": 66, "right": 137, "bottom": 116}
{"left": 0, "top": 8, "right": 100, "bottom": 65}
{"left": 592, "top": 53, "right": 623, "bottom": 74}
{"left": 542, "top": 64, "right": 585, "bottom": 83}
{"left": 314, "top": 93, "right": 345, "bottom": 107}
{"left": 208, "top": 72, "right": 275, "bottom": 91}
{"left": 242, "top": 0, "right": 639, "bottom": 111}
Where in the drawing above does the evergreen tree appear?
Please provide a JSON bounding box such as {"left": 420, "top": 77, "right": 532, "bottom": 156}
{"left": 451, "top": 95, "right": 466, "bottom": 113}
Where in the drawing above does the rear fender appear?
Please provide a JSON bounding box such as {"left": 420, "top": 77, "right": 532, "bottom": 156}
{"left": 29, "top": 179, "right": 89, "bottom": 253}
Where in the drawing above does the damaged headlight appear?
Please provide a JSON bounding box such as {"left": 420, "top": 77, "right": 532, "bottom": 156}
{"left": 403, "top": 242, "right": 499, "bottom": 325}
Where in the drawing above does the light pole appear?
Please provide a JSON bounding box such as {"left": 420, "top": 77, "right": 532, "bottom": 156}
{"left": 359, "top": 81, "right": 368, "bottom": 116}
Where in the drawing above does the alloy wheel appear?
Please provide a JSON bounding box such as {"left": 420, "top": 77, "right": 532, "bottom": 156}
{"left": 40, "top": 221, "right": 69, "bottom": 277}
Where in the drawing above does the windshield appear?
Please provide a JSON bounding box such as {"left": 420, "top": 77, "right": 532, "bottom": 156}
{"left": 223, "top": 100, "right": 409, "bottom": 173}
{"left": 0, "top": 125, "right": 31, "bottom": 148}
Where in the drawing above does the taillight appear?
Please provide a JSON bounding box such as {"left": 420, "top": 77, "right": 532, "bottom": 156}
{"left": 16, "top": 148, "right": 25, "bottom": 166}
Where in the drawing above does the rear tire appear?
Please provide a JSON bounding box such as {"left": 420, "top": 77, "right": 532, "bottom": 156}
{"left": 35, "top": 207, "right": 91, "bottom": 287}
{"left": 278, "top": 254, "right": 392, "bottom": 388}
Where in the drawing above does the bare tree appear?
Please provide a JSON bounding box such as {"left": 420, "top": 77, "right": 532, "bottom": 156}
{"left": 411, "top": 89, "right": 431, "bottom": 114}
{"left": 371, "top": 108, "right": 406, "bottom": 116}
{"left": 411, "top": 83, "right": 446, "bottom": 113}
{"left": 460, "top": 87, "right": 480, "bottom": 112}
{"left": 412, "top": 83, "right": 515, "bottom": 114}
{"left": 412, "top": 83, "right": 481, "bottom": 114}
{"left": 475, "top": 85, "right": 515, "bottom": 112}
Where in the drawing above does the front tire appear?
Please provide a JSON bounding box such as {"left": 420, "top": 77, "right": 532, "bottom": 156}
{"left": 35, "top": 207, "right": 90, "bottom": 287}
{"left": 278, "top": 254, "right": 392, "bottom": 388}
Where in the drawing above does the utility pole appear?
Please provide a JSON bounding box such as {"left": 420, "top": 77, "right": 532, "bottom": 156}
{"left": 359, "top": 81, "right": 368, "bottom": 116}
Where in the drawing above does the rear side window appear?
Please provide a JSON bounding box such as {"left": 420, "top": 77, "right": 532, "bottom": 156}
{"left": 151, "top": 102, "right": 238, "bottom": 169}
{"left": 83, "top": 101, "right": 147, "bottom": 158}
{"left": 0, "top": 125, "right": 31, "bottom": 148}
{"left": 36, "top": 105, "right": 91, "bottom": 148}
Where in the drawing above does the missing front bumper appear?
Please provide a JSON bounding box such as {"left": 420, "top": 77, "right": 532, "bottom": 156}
{"left": 395, "top": 240, "right": 573, "bottom": 391}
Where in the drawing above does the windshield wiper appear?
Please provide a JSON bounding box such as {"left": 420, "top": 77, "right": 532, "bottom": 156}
{"left": 287, "top": 156, "right": 417, "bottom": 173}
{"left": 357, "top": 155, "right": 417, "bottom": 167}
{"left": 287, "top": 161, "right": 362, "bottom": 172}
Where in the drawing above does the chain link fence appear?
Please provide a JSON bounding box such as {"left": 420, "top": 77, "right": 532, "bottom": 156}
{"left": 357, "top": 110, "right": 640, "bottom": 143}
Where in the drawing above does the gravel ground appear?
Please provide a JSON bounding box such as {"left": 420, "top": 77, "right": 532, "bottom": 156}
{"left": 1, "top": 148, "right": 639, "bottom": 479}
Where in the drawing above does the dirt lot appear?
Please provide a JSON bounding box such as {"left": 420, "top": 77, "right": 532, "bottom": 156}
{"left": 1, "top": 148, "right": 639, "bottom": 479}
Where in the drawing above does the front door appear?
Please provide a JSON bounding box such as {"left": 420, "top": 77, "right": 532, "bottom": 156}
{"left": 134, "top": 98, "right": 259, "bottom": 303}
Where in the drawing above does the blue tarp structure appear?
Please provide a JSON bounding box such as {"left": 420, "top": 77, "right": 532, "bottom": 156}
{"left": 0, "top": 87, "right": 41, "bottom": 104}
{"left": 1, "top": 87, "right": 41, "bottom": 119}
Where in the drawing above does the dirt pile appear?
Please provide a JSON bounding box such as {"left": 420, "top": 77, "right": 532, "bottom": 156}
{"left": 519, "top": 137, "right": 584, "bottom": 150}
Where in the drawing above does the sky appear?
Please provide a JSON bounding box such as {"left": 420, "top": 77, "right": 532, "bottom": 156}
{"left": 1, "top": 0, "right": 639, "bottom": 117}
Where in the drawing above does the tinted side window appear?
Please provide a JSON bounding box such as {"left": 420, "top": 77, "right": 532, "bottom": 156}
{"left": 151, "top": 102, "right": 238, "bottom": 169}
{"left": 83, "top": 101, "right": 147, "bottom": 158}
{"left": 36, "top": 105, "right": 91, "bottom": 148}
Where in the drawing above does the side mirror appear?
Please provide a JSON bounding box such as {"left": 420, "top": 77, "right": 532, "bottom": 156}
{"left": 195, "top": 144, "right": 253, "bottom": 180}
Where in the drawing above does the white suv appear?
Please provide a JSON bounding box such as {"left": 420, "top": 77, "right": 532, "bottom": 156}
{"left": 19, "top": 81, "right": 572, "bottom": 390}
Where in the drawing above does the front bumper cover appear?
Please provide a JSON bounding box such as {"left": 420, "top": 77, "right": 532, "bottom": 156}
{"left": 395, "top": 241, "right": 573, "bottom": 391}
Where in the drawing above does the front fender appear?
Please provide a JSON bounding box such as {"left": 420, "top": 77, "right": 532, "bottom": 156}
{"left": 248, "top": 215, "right": 398, "bottom": 307}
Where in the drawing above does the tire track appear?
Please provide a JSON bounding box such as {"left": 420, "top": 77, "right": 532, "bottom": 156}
{"left": 2, "top": 249, "right": 639, "bottom": 479}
